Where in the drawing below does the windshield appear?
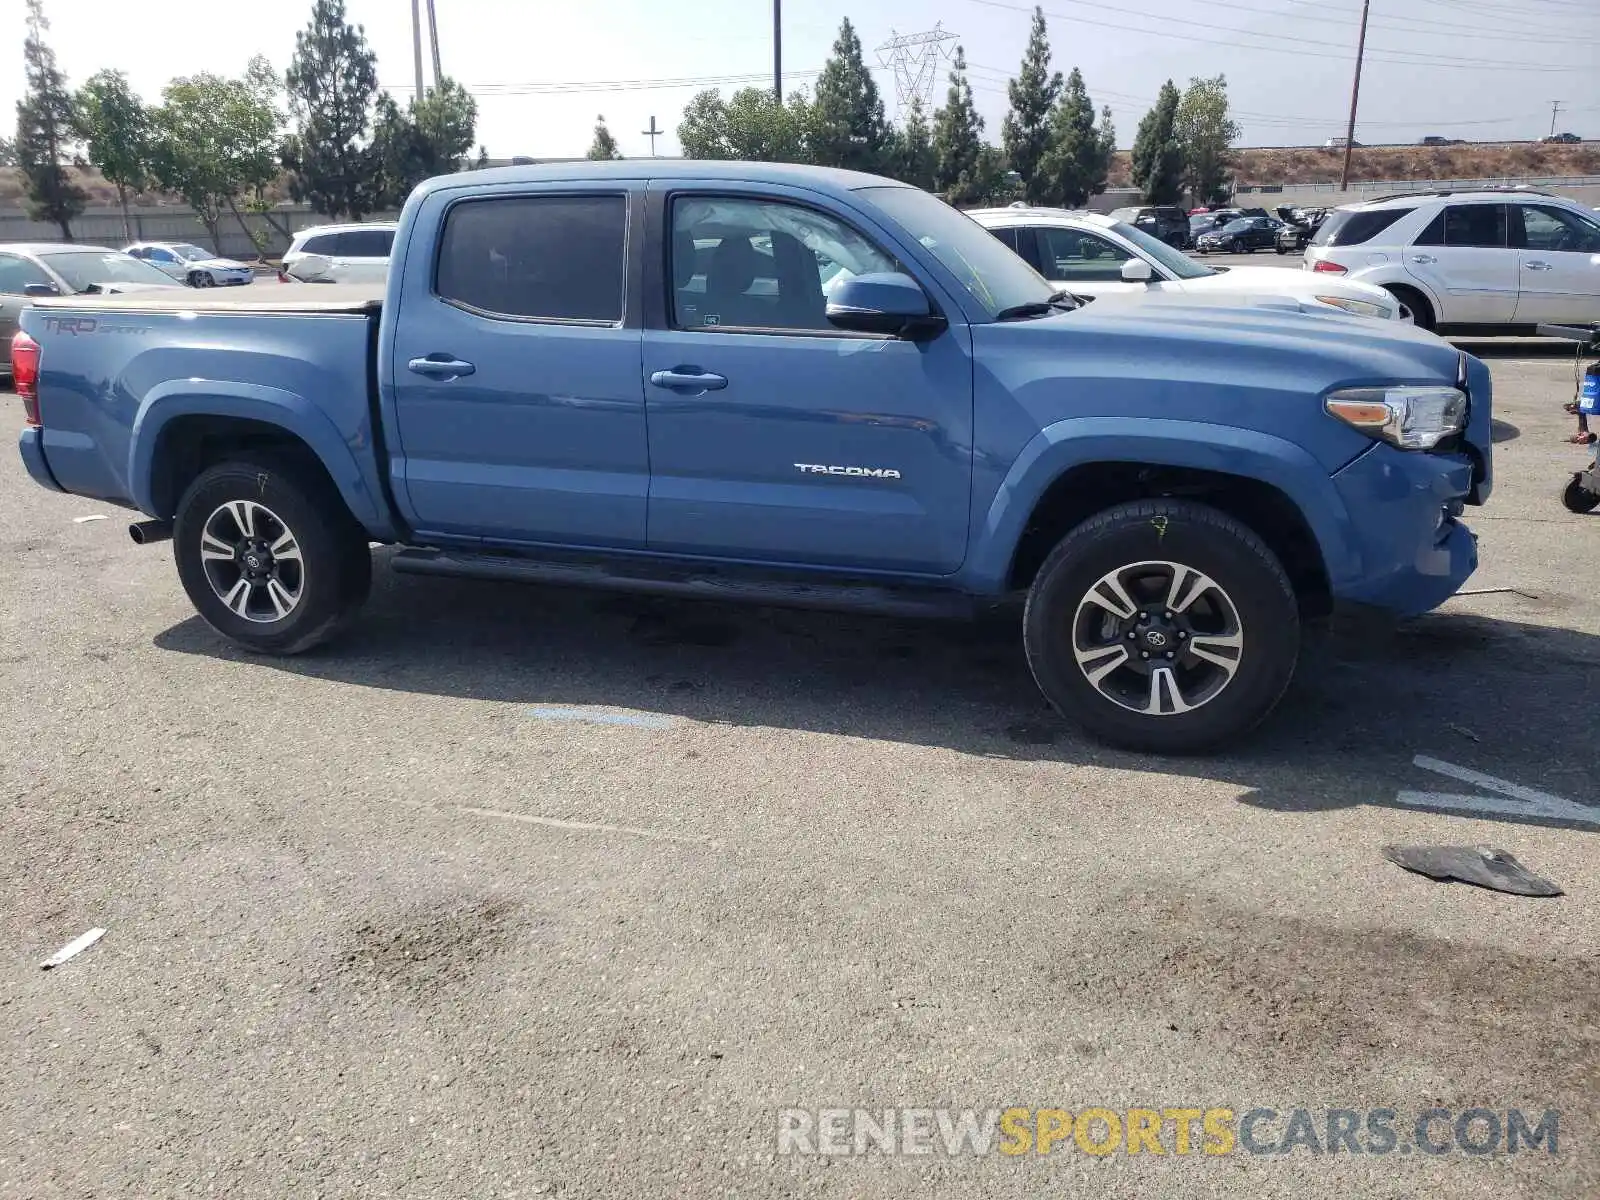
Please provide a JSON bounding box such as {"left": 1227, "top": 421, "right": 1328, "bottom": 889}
{"left": 171, "top": 243, "right": 212, "bottom": 261}
{"left": 860, "top": 186, "right": 1053, "bottom": 319}
{"left": 1107, "top": 221, "right": 1215, "bottom": 280}
{"left": 38, "top": 251, "right": 176, "bottom": 291}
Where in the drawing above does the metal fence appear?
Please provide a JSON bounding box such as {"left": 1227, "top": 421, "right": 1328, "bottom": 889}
{"left": 0, "top": 204, "right": 400, "bottom": 259}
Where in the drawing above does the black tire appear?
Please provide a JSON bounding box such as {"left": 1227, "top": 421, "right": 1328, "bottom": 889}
{"left": 1561, "top": 473, "right": 1600, "bottom": 514}
{"left": 1275, "top": 246, "right": 1289, "bottom": 255}
{"left": 1023, "top": 499, "right": 1301, "bottom": 754}
{"left": 173, "top": 454, "right": 371, "bottom": 654}
{"left": 1385, "top": 284, "right": 1434, "bottom": 332}
{"left": 187, "top": 270, "right": 213, "bottom": 288}
{"left": 1230, "top": 239, "right": 1245, "bottom": 254}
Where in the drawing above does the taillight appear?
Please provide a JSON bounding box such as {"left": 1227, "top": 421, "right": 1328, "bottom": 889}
{"left": 10, "top": 330, "right": 41, "bottom": 427}
{"left": 277, "top": 268, "right": 290, "bottom": 283}
{"left": 1312, "top": 260, "right": 1347, "bottom": 275}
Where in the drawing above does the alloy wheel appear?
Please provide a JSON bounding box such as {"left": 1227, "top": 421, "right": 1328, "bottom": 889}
{"left": 199, "top": 499, "right": 305, "bottom": 623}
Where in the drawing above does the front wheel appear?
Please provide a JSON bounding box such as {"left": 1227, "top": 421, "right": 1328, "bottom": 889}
{"left": 1230, "top": 239, "right": 1244, "bottom": 254}
{"left": 1023, "top": 500, "right": 1301, "bottom": 754}
{"left": 173, "top": 456, "right": 372, "bottom": 654}
{"left": 1561, "top": 472, "right": 1600, "bottom": 513}
{"left": 188, "top": 270, "right": 214, "bottom": 288}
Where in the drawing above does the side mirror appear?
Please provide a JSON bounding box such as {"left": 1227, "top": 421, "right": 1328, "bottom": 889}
{"left": 23, "top": 282, "right": 59, "bottom": 297}
{"left": 1120, "top": 258, "right": 1154, "bottom": 284}
{"left": 825, "top": 272, "right": 946, "bottom": 340}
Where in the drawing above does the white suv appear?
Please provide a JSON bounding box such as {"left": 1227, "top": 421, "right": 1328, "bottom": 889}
{"left": 280, "top": 222, "right": 397, "bottom": 284}
{"left": 1304, "top": 188, "right": 1600, "bottom": 334}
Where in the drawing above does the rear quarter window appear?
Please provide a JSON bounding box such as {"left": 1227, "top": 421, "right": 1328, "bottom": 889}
{"left": 340, "top": 229, "right": 394, "bottom": 257}
{"left": 1311, "top": 208, "right": 1415, "bottom": 247}
{"left": 297, "top": 233, "right": 341, "bottom": 256}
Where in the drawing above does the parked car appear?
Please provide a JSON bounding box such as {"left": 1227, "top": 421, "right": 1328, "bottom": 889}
{"left": 1195, "top": 216, "right": 1284, "bottom": 254}
{"left": 14, "top": 160, "right": 1492, "bottom": 754}
{"left": 123, "top": 241, "right": 255, "bottom": 287}
{"left": 280, "top": 223, "right": 396, "bottom": 283}
{"left": 1304, "top": 187, "right": 1600, "bottom": 333}
{"left": 1542, "top": 132, "right": 1581, "bottom": 144}
{"left": 1274, "top": 207, "right": 1329, "bottom": 254}
{"left": 1106, "top": 205, "right": 1191, "bottom": 249}
{"left": 971, "top": 207, "right": 1405, "bottom": 320}
{"left": 0, "top": 243, "right": 181, "bottom": 380}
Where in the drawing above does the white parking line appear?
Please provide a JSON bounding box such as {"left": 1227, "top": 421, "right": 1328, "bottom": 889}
{"left": 1394, "top": 756, "right": 1598, "bottom": 827}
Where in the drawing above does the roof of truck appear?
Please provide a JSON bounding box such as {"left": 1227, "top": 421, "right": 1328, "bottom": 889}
{"left": 417, "top": 158, "right": 912, "bottom": 199}
{"left": 28, "top": 282, "right": 384, "bottom": 314}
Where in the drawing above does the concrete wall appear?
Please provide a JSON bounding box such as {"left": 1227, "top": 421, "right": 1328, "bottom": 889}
{"left": 0, "top": 204, "right": 399, "bottom": 259}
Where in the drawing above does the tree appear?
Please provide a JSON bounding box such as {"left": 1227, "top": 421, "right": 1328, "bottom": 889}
{"left": 370, "top": 78, "right": 479, "bottom": 209}
{"left": 14, "top": 0, "right": 85, "bottom": 240}
{"left": 808, "top": 18, "right": 889, "bottom": 173}
{"left": 587, "top": 114, "right": 621, "bottom": 160}
{"left": 885, "top": 96, "right": 935, "bottom": 191}
{"left": 1037, "top": 68, "right": 1110, "bottom": 207}
{"left": 1130, "top": 79, "right": 1184, "bottom": 205}
{"left": 283, "top": 0, "right": 380, "bottom": 220}
{"left": 1175, "top": 74, "right": 1241, "bottom": 206}
{"left": 1001, "top": 6, "right": 1062, "bottom": 205}
{"left": 149, "top": 59, "right": 284, "bottom": 253}
{"left": 675, "top": 87, "right": 811, "bottom": 163}
{"left": 931, "top": 48, "right": 997, "bottom": 206}
{"left": 0, "top": 135, "right": 15, "bottom": 167}
{"left": 76, "top": 70, "right": 150, "bottom": 242}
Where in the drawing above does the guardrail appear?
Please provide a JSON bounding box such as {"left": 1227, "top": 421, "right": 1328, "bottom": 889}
{"left": 1239, "top": 175, "right": 1600, "bottom": 194}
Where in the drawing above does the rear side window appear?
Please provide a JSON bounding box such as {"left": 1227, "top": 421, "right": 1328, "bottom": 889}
{"left": 0, "top": 254, "right": 54, "bottom": 294}
{"left": 1310, "top": 207, "right": 1415, "bottom": 247}
{"left": 339, "top": 229, "right": 394, "bottom": 257}
{"left": 1414, "top": 204, "right": 1507, "bottom": 248}
{"left": 298, "top": 233, "right": 340, "bottom": 255}
{"left": 436, "top": 194, "right": 627, "bottom": 323}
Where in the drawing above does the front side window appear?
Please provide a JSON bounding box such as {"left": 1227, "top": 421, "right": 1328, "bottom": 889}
{"left": 1414, "top": 204, "right": 1507, "bottom": 248}
{"left": 669, "top": 195, "right": 900, "bottom": 333}
{"left": 436, "top": 195, "right": 626, "bottom": 323}
{"left": 0, "top": 254, "right": 55, "bottom": 294}
{"left": 1519, "top": 204, "right": 1600, "bottom": 254}
{"left": 171, "top": 244, "right": 210, "bottom": 261}
{"left": 1036, "top": 227, "right": 1132, "bottom": 282}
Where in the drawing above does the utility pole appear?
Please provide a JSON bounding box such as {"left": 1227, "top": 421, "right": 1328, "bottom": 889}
{"left": 1548, "top": 100, "right": 1564, "bottom": 138}
{"left": 773, "top": 0, "right": 782, "bottom": 101}
{"left": 410, "top": 0, "right": 425, "bottom": 103}
{"left": 640, "top": 116, "right": 662, "bottom": 156}
{"left": 1338, "top": 0, "right": 1370, "bottom": 190}
{"left": 426, "top": 0, "right": 442, "bottom": 85}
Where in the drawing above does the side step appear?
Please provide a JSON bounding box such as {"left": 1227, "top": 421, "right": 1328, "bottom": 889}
{"left": 389, "top": 547, "right": 978, "bottom": 619}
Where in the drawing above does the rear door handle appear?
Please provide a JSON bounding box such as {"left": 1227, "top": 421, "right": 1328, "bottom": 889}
{"left": 1523, "top": 261, "right": 1553, "bottom": 271}
{"left": 408, "top": 355, "right": 476, "bottom": 378}
{"left": 649, "top": 368, "right": 728, "bottom": 393}
{"left": 1410, "top": 254, "right": 1437, "bottom": 265}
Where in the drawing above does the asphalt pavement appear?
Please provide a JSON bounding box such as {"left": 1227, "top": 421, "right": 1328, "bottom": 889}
{"left": 1, "top": 344, "right": 1596, "bottom": 1199}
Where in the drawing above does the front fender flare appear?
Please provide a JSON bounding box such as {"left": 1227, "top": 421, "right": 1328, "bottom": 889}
{"left": 129, "top": 379, "right": 386, "bottom": 530}
{"left": 965, "top": 416, "right": 1363, "bottom": 591}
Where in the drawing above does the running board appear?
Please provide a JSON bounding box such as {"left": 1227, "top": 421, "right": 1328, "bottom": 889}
{"left": 389, "top": 548, "right": 977, "bottom": 619}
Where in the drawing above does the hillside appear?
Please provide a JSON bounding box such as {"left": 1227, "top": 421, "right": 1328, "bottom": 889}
{"left": 1108, "top": 141, "right": 1599, "bottom": 189}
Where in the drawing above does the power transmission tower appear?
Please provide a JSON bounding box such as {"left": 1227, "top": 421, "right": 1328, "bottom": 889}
{"left": 1548, "top": 100, "right": 1564, "bottom": 138}
{"left": 876, "top": 24, "right": 958, "bottom": 117}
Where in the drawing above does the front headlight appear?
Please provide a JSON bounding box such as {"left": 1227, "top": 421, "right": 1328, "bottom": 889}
{"left": 1325, "top": 386, "right": 1467, "bottom": 450}
{"left": 1315, "top": 295, "right": 1393, "bottom": 319}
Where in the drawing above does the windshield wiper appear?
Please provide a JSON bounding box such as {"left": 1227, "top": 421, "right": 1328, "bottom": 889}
{"left": 994, "top": 288, "right": 1084, "bottom": 321}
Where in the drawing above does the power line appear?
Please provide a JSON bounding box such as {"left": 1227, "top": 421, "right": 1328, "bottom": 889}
{"left": 1171, "top": 0, "right": 1600, "bottom": 44}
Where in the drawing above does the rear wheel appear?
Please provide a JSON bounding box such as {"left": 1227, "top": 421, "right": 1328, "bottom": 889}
{"left": 1023, "top": 500, "right": 1301, "bottom": 754}
{"left": 173, "top": 456, "right": 371, "bottom": 654}
{"left": 1385, "top": 284, "right": 1434, "bottom": 332}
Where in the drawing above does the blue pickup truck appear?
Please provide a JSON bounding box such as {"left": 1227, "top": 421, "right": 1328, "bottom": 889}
{"left": 12, "top": 161, "right": 1492, "bottom": 752}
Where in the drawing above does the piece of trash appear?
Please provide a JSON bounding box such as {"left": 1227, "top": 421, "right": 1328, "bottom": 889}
{"left": 72, "top": 514, "right": 108, "bottom": 524}
{"left": 1446, "top": 723, "right": 1481, "bottom": 743}
{"left": 1455, "top": 586, "right": 1539, "bottom": 600}
{"left": 527, "top": 706, "right": 675, "bottom": 729}
{"left": 40, "top": 927, "right": 107, "bottom": 969}
{"left": 1383, "top": 845, "right": 1562, "bottom": 897}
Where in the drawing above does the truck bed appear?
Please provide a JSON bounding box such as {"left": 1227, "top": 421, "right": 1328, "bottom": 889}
{"left": 30, "top": 283, "right": 384, "bottom": 315}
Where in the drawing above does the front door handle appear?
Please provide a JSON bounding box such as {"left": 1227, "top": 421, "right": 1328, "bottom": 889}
{"left": 1410, "top": 254, "right": 1437, "bottom": 265}
{"left": 649, "top": 368, "right": 728, "bottom": 393}
{"left": 1523, "top": 260, "right": 1553, "bottom": 271}
{"left": 408, "top": 355, "right": 476, "bottom": 379}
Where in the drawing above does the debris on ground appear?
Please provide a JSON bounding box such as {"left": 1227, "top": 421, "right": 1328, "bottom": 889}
{"left": 40, "top": 927, "right": 108, "bottom": 970}
{"left": 1383, "top": 845, "right": 1563, "bottom": 897}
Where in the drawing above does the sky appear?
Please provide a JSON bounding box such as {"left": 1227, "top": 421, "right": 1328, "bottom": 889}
{"left": 3, "top": 0, "right": 1598, "bottom": 159}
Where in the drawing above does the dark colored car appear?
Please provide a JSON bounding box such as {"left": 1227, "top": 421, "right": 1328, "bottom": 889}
{"left": 1542, "top": 132, "right": 1581, "bottom": 145}
{"left": 1273, "top": 207, "right": 1329, "bottom": 254}
{"left": 1195, "top": 216, "right": 1283, "bottom": 254}
{"left": 1107, "top": 206, "right": 1192, "bottom": 249}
